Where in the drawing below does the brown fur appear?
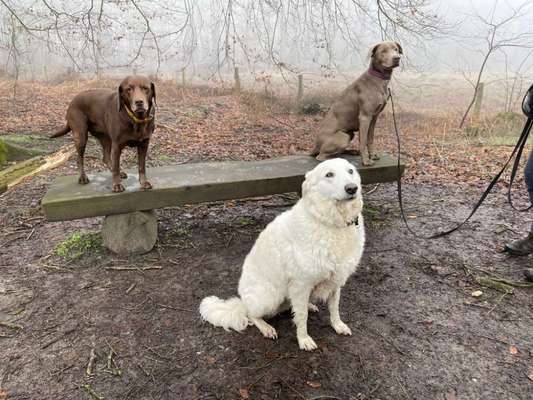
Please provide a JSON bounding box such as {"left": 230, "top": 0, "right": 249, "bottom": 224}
{"left": 51, "top": 75, "right": 156, "bottom": 192}
{"left": 312, "top": 42, "right": 402, "bottom": 165}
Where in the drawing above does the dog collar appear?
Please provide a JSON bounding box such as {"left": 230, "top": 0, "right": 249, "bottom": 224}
{"left": 368, "top": 68, "right": 391, "bottom": 80}
{"left": 125, "top": 104, "right": 154, "bottom": 124}
{"left": 347, "top": 216, "right": 359, "bottom": 226}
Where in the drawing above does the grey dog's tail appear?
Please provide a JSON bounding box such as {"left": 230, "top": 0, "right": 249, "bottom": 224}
{"left": 50, "top": 125, "right": 71, "bottom": 138}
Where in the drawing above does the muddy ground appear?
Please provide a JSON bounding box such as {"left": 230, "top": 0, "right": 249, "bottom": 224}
{"left": 1, "top": 168, "right": 532, "bottom": 400}
{"left": 1, "top": 80, "right": 532, "bottom": 400}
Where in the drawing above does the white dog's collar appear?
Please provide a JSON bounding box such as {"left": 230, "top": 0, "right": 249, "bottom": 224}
{"left": 347, "top": 216, "right": 359, "bottom": 226}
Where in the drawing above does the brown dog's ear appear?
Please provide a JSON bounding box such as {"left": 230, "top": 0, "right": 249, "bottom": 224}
{"left": 117, "top": 85, "right": 124, "bottom": 111}
{"left": 395, "top": 42, "right": 403, "bottom": 54}
{"left": 368, "top": 43, "right": 381, "bottom": 59}
{"left": 150, "top": 82, "right": 156, "bottom": 109}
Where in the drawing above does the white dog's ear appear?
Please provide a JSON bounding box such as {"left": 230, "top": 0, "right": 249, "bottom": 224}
{"left": 301, "top": 171, "right": 312, "bottom": 196}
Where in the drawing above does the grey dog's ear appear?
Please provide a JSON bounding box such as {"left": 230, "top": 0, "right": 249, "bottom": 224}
{"left": 368, "top": 43, "right": 381, "bottom": 59}
{"left": 117, "top": 85, "right": 124, "bottom": 111}
{"left": 395, "top": 42, "right": 403, "bottom": 54}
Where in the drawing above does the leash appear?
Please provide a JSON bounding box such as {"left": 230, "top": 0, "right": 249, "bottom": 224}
{"left": 389, "top": 85, "right": 533, "bottom": 239}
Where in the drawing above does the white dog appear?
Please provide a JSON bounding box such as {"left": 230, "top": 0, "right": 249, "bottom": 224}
{"left": 199, "top": 158, "right": 365, "bottom": 351}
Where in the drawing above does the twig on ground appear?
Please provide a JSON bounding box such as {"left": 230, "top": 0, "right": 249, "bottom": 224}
{"left": 365, "top": 327, "right": 407, "bottom": 356}
{"left": 396, "top": 375, "right": 410, "bottom": 399}
{"left": 105, "top": 266, "right": 162, "bottom": 272}
{"left": 126, "top": 283, "right": 136, "bottom": 294}
{"left": 279, "top": 378, "right": 307, "bottom": 400}
{"left": 49, "top": 364, "right": 73, "bottom": 377}
{"left": 26, "top": 228, "right": 35, "bottom": 240}
{"left": 0, "top": 234, "right": 26, "bottom": 247}
{"left": 364, "top": 183, "right": 380, "bottom": 195}
{"left": 86, "top": 348, "right": 97, "bottom": 376}
{"left": 156, "top": 303, "right": 194, "bottom": 313}
{"left": 486, "top": 292, "right": 508, "bottom": 316}
{"left": 82, "top": 384, "right": 105, "bottom": 400}
{"left": 475, "top": 276, "right": 514, "bottom": 293}
{"left": 102, "top": 341, "right": 122, "bottom": 377}
{"left": 0, "top": 320, "right": 23, "bottom": 331}
{"left": 41, "top": 324, "right": 77, "bottom": 349}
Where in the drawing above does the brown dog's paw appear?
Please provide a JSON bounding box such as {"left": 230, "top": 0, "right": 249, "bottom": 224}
{"left": 141, "top": 181, "right": 152, "bottom": 190}
{"left": 316, "top": 154, "right": 328, "bottom": 161}
{"left": 78, "top": 174, "right": 90, "bottom": 185}
{"left": 120, "top": 171, "right": 128, "bottom": 179}
{"left": 112, "top": 183, "right": 125, "bottom": 193}
{"left": 370, "top": 153, "right": 380, "bottom": 160}
{"left": 361, "top": 158, "right": 375, "bottom": 166}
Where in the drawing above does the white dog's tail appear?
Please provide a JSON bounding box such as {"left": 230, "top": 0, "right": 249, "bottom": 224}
{"left": 199, "top": 296, "right": 249, "bottom": 332}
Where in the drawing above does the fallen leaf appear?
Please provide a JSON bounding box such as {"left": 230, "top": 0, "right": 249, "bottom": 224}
{"left": 527, "top": 371, "right": 533, "bottom": 381}
{"left": 265, "top": 351, "right": 280, "bottom": 359}
{"left": 239, "top": 388, "right": 250, "bottom": 399}
{"left": 206, "top": 356, "right": 216, "bottom": 364}
{"left": 306, "top": 381, "right": 321, "bottom": 389}
{"left": 445, "top": 390, "right": 457, "bottom": 400}
{"left": 509, "top": 346, "right": 518, "bottom": 355}
{"left": 471, "top": 290, "right": 483, "bottom": 298}
{"left": 0, "top": 390, "right": 7, "bottom": 400}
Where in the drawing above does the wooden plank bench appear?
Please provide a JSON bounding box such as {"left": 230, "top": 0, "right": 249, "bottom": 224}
{"left": 42, "top": 154, "right": 404, "bottom": 254}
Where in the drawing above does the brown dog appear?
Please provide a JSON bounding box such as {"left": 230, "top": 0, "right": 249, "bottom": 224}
{"left": 311, "top": 41, "right": 402, "bottom": 165}
{"left": 51, "top": 75, "right": 156, "bottom": 192}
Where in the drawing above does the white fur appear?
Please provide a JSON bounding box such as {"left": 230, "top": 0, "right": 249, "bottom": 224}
{"left": 199, "top": 158, "right": 365, "bottom": 351}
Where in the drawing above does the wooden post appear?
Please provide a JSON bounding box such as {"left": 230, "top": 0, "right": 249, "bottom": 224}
{"left": 234, "top": 67, "right": 241, "bottom": 95}
{"left": 297, "top": 74, "right": 303, "bottom": 102}
{"left": 473, "top": 82, "right": 484, "bottom": 120}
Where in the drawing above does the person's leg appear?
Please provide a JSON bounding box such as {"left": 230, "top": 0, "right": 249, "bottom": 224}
{"left": 505, "top": 149, "right": 533, "bottom": 281}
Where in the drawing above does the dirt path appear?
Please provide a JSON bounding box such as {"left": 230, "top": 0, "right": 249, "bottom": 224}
{"left": 1, "top": 166, "right": 532, "bottom": 399}
{"left": 1, "top": 79, "right": 532, "bottom": 399}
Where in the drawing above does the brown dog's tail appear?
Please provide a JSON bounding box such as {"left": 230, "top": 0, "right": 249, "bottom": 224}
{"left": 50, "top": 125, "right": 71, "bottom": 138}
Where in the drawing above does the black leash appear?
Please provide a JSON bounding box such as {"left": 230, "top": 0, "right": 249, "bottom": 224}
{"left": 389, "top": 86, "right": 533, "bottom": 239}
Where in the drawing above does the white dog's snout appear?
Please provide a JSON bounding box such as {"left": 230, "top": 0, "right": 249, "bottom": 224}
{"left": 344, "top": 184, "right": 358, "bottom": 195}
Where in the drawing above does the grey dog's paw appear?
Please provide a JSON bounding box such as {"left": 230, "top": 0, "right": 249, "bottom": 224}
{"left": 308, "top": 303, "right": 319, "bottom": 313}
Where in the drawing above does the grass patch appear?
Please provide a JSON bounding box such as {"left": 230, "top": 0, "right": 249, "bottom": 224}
{"left": 54, "top": 231, "right": 102, "bottom": 261}
{"left": 234, "top": 216, "right": 256, "bottom": 226}
{"left": 157, "top": 154, "right": 174, "bottom": 162}
{"left": 0, "top": 139, "right": 6, "bottom": 165}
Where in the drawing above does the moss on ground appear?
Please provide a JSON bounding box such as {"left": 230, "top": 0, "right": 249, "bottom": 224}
{"left": 54, "top": 231, "right": 103, "bottom": 261}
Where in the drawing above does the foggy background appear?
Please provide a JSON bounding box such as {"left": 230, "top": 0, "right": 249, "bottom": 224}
{"left": 1, "top": 0, "right": 532, "bottom": 78}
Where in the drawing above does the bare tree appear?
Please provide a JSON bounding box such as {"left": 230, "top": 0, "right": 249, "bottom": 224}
{"left": 458, "top": 1, "right": 533, "bottom": 128}
{"left": 0, "top": 1, "right": 447, "bottom": 81}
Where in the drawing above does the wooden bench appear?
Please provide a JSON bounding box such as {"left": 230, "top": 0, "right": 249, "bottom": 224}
{"left": 42, "top": 154, "right": 404, "bottom": 254}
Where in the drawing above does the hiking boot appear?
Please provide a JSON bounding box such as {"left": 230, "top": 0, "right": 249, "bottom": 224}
{"left": 524, "top": 269, "right": 533, "bottom": 282}
{"left": 505, "top": 233, "right": 533, "bottom": 256}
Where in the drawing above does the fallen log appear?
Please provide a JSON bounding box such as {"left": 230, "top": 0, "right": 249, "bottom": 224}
{"left": 0, "top": 145, "right": 74, "bottom": 191}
